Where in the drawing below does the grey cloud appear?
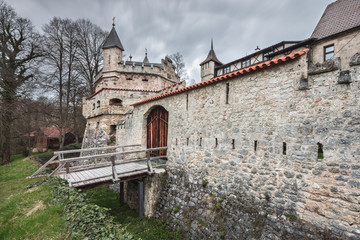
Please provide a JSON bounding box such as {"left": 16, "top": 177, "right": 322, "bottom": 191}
{"left": 9, "top": 0, "right": 334, "bottom": 81}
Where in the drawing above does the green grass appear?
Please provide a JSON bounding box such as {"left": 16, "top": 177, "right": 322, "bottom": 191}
{"left": 0, "top": 155, "right": 66, "bottom": 240}
{"left": 0, "top": 155, "right": 183, "bottom": 240}
{"left": 86, "top": 186, "right": 185, "bottom": 240}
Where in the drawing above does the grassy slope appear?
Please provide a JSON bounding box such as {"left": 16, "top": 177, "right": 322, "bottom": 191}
{"left": 0, "top": 155, "right": 184, "bottom": 240}
{"left": 0, "top": 155, "right": 66, "bottom": 240}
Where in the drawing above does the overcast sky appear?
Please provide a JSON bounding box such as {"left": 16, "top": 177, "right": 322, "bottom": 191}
{"left": 8, "top": 0, "right": 334, "bottom": 82}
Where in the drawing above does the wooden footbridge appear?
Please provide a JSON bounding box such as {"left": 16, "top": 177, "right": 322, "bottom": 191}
{"left": 30, "top": 144, "right": 167, "bottom": 189}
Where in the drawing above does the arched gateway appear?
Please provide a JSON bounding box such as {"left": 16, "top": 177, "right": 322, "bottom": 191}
{"left": 147, "top": 106, "right": 168, "bottom": 157}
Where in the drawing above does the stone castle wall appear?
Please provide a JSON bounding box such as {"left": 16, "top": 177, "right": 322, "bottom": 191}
{"left": 119, "top": 45, "right": 360, "bottom": 239}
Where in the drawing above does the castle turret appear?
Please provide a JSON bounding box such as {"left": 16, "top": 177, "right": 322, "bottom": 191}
{"left": 200, "top": 39, "right": 222, "bottom": 82}
{"left": 102, "top": 23, "right": 124, "bottom": 71}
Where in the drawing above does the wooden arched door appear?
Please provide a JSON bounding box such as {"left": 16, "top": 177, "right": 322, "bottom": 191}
{"left": 147, "top": 106, "right": 168, "bottom": 157}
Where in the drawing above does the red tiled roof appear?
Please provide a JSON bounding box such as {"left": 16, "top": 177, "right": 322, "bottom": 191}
{"left": 132, "top": 49, "right": 309, "bottom": 106}
{"left": 86, "top": 81, "right": 185, "bottom": 100}
{"left": 26, "top": 127, "right": 72, "bottom": 138}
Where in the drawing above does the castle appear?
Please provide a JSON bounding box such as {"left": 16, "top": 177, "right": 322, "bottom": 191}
{"left": 83, "top": 0, "right": 360, "bottom": 239}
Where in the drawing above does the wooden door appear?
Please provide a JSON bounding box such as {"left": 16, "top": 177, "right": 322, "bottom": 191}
{"left": 147, "top": 106, "right": 168, "bottom": 157}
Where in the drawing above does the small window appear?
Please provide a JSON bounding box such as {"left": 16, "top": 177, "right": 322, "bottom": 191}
{"left": 242, "top": 59, "right": 251, "bottom": 68}
{"left": 263, "top": 50, "right": 274, "bottom": 61}
{"left": 283, "top": 142, "right": 286, "bottom": 155}
{"left": 142, "top": 79, "right": 148, "bottom": 82}
{"left": 97, "top": 100, "right": 100, "bottom": 108}
{"left": 254, "top": 140, "right": 258, "bottom": 151}
{"left": 92, "top": 103, "right": 95, "bottom": 110}
{"left": 109, "top": 125, "right": 116, "bottom": 135}
{"left": 109, "top": 98, "right": 122, "bottom": 106}
{"left": 215, "top": 138, "right": 218, "bottom": 148}
{"left": 324, "top": 45, "right": 334, "bottom": 61}
{"left": 126, "top": 77, "right": 133, "bottom": 80}
{"left": 317, "top": 143, "right": 324, "bottom": 159}
{"left": 223, "top": 66, "right": 230, "bottom": 74}
{"left": 226, "top": 83, "right": 230, "bottom": 104}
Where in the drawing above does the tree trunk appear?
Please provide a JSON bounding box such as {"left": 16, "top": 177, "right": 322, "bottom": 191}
{"left": 1, "top": 110, "right": 12, "bottom": 164}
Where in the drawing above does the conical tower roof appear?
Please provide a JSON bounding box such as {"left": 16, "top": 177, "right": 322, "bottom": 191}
{"left": 200, "top": 39, "right": 222, "bottom": 65}
{"left": 102, "top": 24, "right": 124, "bottom": 51}
{"left": 143, "top": 49, "right": 149, "bottom": 63}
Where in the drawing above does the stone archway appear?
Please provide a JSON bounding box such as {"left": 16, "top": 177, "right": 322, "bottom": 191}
{"left": 146, "top": 106, "right": 168, "bottom": 157}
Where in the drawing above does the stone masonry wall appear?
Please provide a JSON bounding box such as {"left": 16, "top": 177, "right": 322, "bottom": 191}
{"left": 120, "top": 48, "right": 360, "bottom": 239}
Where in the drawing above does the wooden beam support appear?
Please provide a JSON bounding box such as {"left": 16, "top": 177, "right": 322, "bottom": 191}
{"left": 138, "top": 180, "right": 144, "bottom": 217}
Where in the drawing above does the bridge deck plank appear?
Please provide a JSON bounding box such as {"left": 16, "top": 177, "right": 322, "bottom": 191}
{"left": 58, "top": 161, "right": 149, "bottom": 188}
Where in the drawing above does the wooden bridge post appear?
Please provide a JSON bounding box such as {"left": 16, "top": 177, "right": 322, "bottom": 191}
{"left": 119, "top": 182, "right": 124, "bottom": 204}
{"left": 146, "top": 151, "right": 153, "bottom": 173}
{"left": 138, "top": 180, "right": 144, "bottom": 217}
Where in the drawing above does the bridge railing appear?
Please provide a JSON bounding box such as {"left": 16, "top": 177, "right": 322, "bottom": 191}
{"left": 29, "top": 145, "right": 168, "bottom": 186}
{"left": 29, "top": 144, "right": 141, "bottom": 178}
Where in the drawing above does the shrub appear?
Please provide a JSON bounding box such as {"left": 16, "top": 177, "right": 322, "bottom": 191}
{"left": 45, "top": 178, "right": 134, "bottom": 240}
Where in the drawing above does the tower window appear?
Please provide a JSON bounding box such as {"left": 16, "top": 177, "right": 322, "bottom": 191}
{"left": 97, "top": 100, "right": 100, "bottom": 108}
{"left": 324, "top": 45, "right": 334, "bottom": 61}
{"left": 109, "top": 98, "right": 122, "bottom": 106}
{"left": 254, "top": 140, "right": 258, "bottom": 151}
{"left": 109, "top": 125, "right": 116, "bottom": 135}
{"left": 142, "top": 79, "right": 148, "bottom": 82}
{"left": 126, "top": 77, "right": 133, "bottom": 80}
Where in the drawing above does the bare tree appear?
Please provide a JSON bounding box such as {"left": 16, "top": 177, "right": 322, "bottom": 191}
{"left": 42, "top": 17, "right": 80, "bottom": 149}
{"left": 76, "top": 19, "right": 107, "bottom": 95}
{"left": 0, "top": 1, "right": 42, "bottom": 164}
{"left": 166, "top": 52, "right": 188, "bottom": 81}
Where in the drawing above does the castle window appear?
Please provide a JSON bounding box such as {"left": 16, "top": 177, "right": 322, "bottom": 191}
{"left": 186, "top": 94, "right": 189, "bottom": 110}
{"left": 97, "top": 100, "right": 100, "bottom": 108}
{"left": 109, "top": 98, "right": 122, "bottom": 106}
{"left": 317, "top": 142, "right": 324, "bottom": 159}
{"left": 142, "top": 79, "right": 148, "bottom": 82}
{"left": 109, "top": 125, "right": 116, "bottom": 135}
{"left": 215, "top": 138, "right": 218, "bottom": 148}
{"left": 226, "top": 83, "right": 230, "bottom": 104}
{"left": 324, "top": 45, "right": 334, "bottom": 61}
{"left": 242, "top": 59, "right": 251, "bottom": 68}
{"left": 263, "top": 50, "right": 274, "bottom": 61}
{"left": 254, "top": 140, "right": 258, "bottom": 151}
{"left": 223, "top": 66, "right": 230, "bottom": 74}
{"left": 126, "top": 77, "right": 133, "bottom": 80}
{"left": 232, "top": 139, "right": 235, "bottom": 149}
{"left": 92, "top": 103, "right": 95, "bottom": 110}
{"left": 283, "top": 142, "right": 286, "bottom": 155}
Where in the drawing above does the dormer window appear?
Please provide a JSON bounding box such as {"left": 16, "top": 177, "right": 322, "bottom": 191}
{"left": 324, "top": 44, "right": 334, "bottom": 61}
{"left": 223, "top": 66, "right": 230, "bottom": 74}
{"left": 242, "top": 59, "right": 251, "bottom": 68}
{"left": 109, "top": 98, "right": 122, "bottom": 106}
